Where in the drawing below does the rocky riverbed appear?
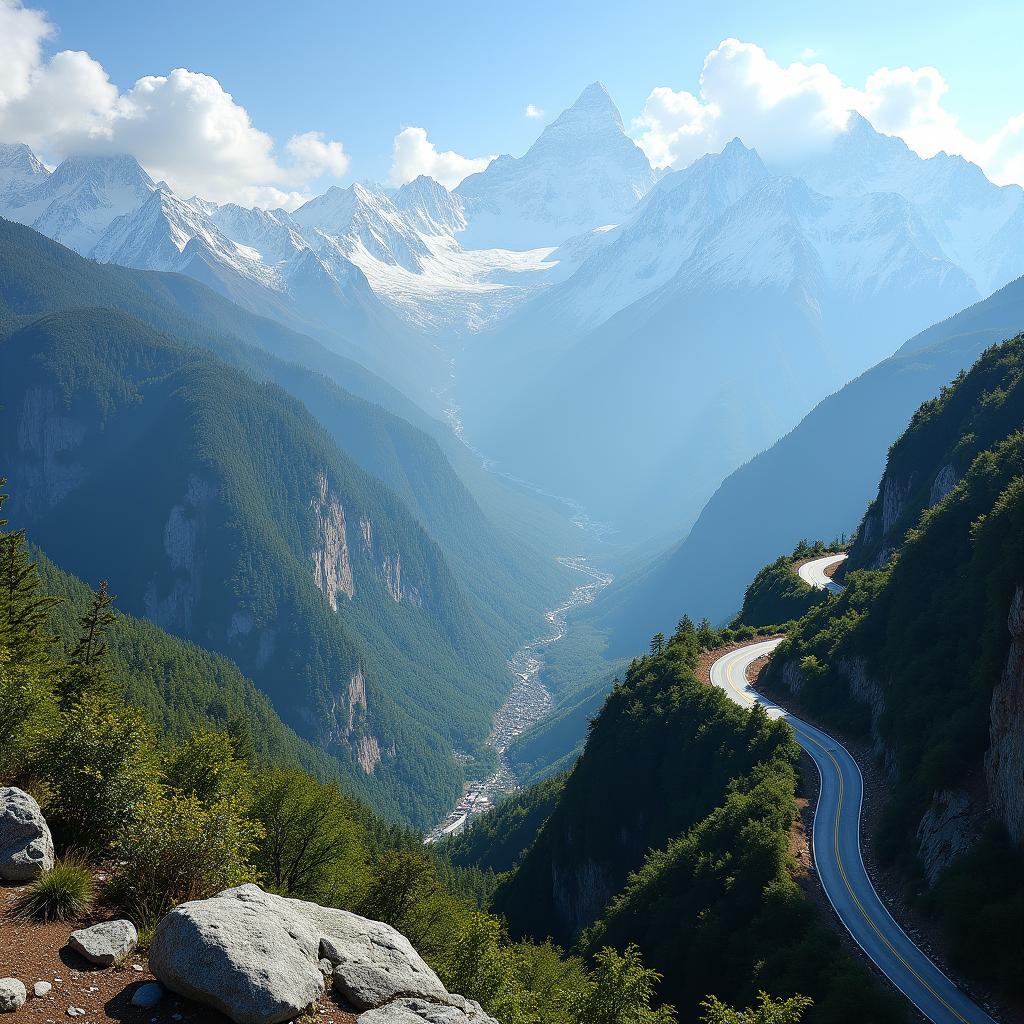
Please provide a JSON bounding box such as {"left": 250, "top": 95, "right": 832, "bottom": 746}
{"left": 425, "top": 556, "right": 612, "bottom": 843}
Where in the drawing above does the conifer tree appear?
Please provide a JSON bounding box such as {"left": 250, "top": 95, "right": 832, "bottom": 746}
{"left": 0, "top": 479, "right": 61, "bottom": 671}
{"left": 61, "top": 580, "right": 117, "bottom": 705}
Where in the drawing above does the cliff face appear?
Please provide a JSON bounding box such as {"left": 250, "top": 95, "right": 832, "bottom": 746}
{"left": 986, "top": 584, "right": 1024, "bottom": 845}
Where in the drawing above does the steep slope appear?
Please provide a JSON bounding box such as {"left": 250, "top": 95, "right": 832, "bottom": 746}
{"left": 459, "top": 172, "right": 977, "bottom": 541}
{"left": 455, "top": 83, "right": 655, "bottom": 249}
{"left": 596, "top": 272, "right": 1024, "bottom": 650}
{"left": 0, "top": 306, "right": 508, "bottom": 827}
{"left": 34, "top": 544, "right": 345, "bottom": 785}
{"left": 487, "top": 629, "right": 902, "bottom": 1022}
{"left": 0, "top": 218, "right": 571, "bottom": 641}
{"left": 761, "top": 334, "right": 1024, "bottom": 998}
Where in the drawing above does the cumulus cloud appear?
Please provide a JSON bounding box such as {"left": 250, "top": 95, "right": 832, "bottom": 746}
{"left": 389, "top": 126, "right": 494, "bottom": 189}
{"left": 525, "top": 103, "right": 544, "bottom": 119}
{"left": 633, "top": 38, "right": 1024, "bottom": 186}
{"left": 0, "top": 0, "right": 349, "bottom": 206}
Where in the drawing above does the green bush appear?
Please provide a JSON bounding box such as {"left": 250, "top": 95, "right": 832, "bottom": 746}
{"left": 114, "top": 792, "right": 261, "bottom": 921}
{"left": 43, "top": 696, "right": 155, "bottom": 849}
{"left": 250, "top": 766, "right": 368, "bottom": 905}
{"left": 701, "top": 992, "right": 813, "bottom": 1024}
{"left": 13, "top": 855, "right": 95, "bottom": 922}
{"left": 0, "top": 653, "right": 55, "bottom": 782}
{"left": 567, "top": 944, "right": 676, "bottom": 1024}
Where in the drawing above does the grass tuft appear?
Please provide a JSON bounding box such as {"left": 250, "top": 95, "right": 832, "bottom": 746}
{"left": 12, "top": 855, "right": 96, "bottom": 922}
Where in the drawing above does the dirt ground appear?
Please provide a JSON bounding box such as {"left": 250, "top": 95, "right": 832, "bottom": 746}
{"left": 0, "top": 882, "right": 358, "bottom": 1024}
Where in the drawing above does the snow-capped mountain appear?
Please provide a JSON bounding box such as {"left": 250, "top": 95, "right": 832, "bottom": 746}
{"left": 455, "top": 82, "right": 657, "bottom": 250}
{"left": 456, "top": 141, "right": 982, "bottom": 542}
{"left": 788, "top": 113, "right": 1024, "bottom": 295}
{"left": 1, "top": 150, "right": 156, "bottom": 254}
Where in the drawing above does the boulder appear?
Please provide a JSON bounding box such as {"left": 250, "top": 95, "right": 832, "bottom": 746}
{"left": 0, "top": 787, "right": 54, "bottom": 881}
{"left": 357, "top": 998, "right": 499, "bottom": 1024}
{"left": 149, "top": 885, "right": 487, "bottom": 1024}
{"left": 148, "top": 887, "right": 325, "bottom": 1024}
{"left": 0, "top": 979, "right": 27, "bottom": 1013}
{"left": 68, "top": 920, "right": 138, "bottom": 966}
{"left": 321, "top": 919, "right": 447, "bottom": 1010}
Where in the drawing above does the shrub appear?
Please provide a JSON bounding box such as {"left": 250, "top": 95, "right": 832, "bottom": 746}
{"left": 250, "top": 766, "right": 368, "bottom": 904}
{"left": 163, "top": 728, "right": 247, "bottom": 802}
{"left": 43, "top": 696, "right": 155, "bottom": 850}
{"left": 567, "top": 945, "right": 676, "bottom": 1024}
{"left": 13, "top": 855, "right": 95, "bottom": 922}
{"left": 700, "top": 991, "right": 813, "bottom": 1024}
{"left": 114, "top": 792, "right": 261, "bottom": 922}
{"left": 0, "top": 654, "right": 55, "bottom": 782}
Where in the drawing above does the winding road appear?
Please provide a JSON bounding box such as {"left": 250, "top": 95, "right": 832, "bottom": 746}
{"left": 710, "top": 555, "right": 995, "bottom": 1024}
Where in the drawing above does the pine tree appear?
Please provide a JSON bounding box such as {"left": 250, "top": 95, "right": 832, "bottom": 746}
{"left": 61, "top": 580, "right": 117, "bottom": 705}
{"left": 0, "top": 479, "right": 61, "bottom": 670}
{"left": 649, "top": 633, "right": 665, "bottom": 656}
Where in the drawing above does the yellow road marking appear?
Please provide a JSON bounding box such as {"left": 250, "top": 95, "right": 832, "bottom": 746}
{"left": 721, "top": 650, "right": 972, "bottom": 1024}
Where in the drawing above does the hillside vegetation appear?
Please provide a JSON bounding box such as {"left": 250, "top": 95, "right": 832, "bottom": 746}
{"left": 1, "top": 485, "right": 701, "bottom": 1024}
{"left": 762, "top": 334, "right": 1024, "bottom": 998}
{"left": 481, "top": 621, "right": 903, "bottom": 1023}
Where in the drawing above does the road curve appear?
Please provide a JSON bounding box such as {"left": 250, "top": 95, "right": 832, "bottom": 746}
{"left": 710, "top": 641, "right": 996, "bottom": 1024}
{"left": 797, "top": 552, "right": 847, "bottom": 593}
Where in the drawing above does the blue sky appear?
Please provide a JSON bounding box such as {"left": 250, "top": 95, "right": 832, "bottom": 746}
{"left": 4, "top": 0, "right": 1024, "bottom": 203}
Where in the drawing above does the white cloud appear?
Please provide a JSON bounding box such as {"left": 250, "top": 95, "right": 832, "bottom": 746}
{"left": 0, "top": 0, "right": 349, "bottom": 206}
{"left": 525, "top": 103, "right": 544, "bottom": 119}
{"left": 389, "top": 126, "right": 494, "bottom": 189}
{"left": 286, "top": 130, "right": 350, "bottom": 178}
{"left": 633, "top": 38, "right": 1024, "bottom": 187}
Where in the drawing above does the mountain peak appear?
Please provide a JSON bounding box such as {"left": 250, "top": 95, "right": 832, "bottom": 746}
{"left": 546, "top": 81, "right": 624, "bottom": 135}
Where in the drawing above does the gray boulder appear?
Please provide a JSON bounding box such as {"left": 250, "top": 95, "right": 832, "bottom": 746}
{"left": 148, "top": 887, "right": 325, "bottom": 1024}
{"left": 0, "top": 979, "right": 27, "bottom": 1013}
{"left": 68, "top": 920, "right": 138, "bottom": 966}
{"left": 321, "top": 918, "right": 447, "bottom": 1010}
{"left": 149, "top": 885, "right": 488, "bottom": 1024}
{"left": 0, "top": 787, "right": 54, "bottom": 880}
{"left": 357, "top": 998, "right": 499, "bottom": 1023}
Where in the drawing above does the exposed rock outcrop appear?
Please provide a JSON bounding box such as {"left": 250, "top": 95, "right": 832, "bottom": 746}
{"left": 0, "top": 787, "right": 54, "bottom": 881}
{"left": 68, "top": 920, "right": 138, "bottom": 966}
{"left": 311, "top": 472, "right": 355, "bottom": 610}
{"left": 986, "top": 584, "right": 1024, "bottom": 845}
{"left": 357, "top": 997, "right": 498, "bottom": 1023}
{"left": 929, "top": 463, "right": 958, "bottom": 506}
{"left": 915, "top": 788, "right": 983, "bottom": 884}
{"left": 149, "top": 885, "right": 494, "bottom": 1024}
{"left": 551, "top": 860, "right": 611, "bottom": 939}
{"left": 15, "top": 386, "right": 86, "bottom": 516}
{"left": 144, "top": 474, "right": 215, "bottom": 632}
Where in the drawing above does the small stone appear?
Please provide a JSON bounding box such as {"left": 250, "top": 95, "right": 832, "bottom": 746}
{"left": 131, "top": 964, "right": 145, "bottom": 973}
{"left": 66, "top": 1008, "right": 85, "bottom": 1018}
{"left": 131, "top": 983, "right": 163, "bottom": 1009}
{"left": 0, "top": 979, "right": 27, "bottom": 1013}
{"left": 34, "top": 982, "right": 52, "bottom": 998}
{"left": 318, "top": 959, "right": 333, "bottom": 976}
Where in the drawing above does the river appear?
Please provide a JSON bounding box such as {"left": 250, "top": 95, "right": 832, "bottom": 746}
{"left": 424, "top": 556, "right": 612, "bottom": 843}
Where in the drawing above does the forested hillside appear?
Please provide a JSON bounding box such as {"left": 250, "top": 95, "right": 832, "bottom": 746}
{"left": 477, "top": 622, "right": 903, "bottom": 1023}
{"left": 0, "top": 218, "right": 570, "bottom": 648}
{"left": 762, "top": 334, "right": 1024, "bottom": 998}
{"left": 0, "top": 487, "right": 681, "bottom": 1024}
{"left": 0, "top": 306, "right": 506, "bottom": 827}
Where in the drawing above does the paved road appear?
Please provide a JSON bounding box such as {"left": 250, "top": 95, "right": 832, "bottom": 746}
{"left": 797, "top": 552, "right": 847, "bottom": 593}
{"left": 709, "top": 639, "right": 996, "bottom": 1024}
